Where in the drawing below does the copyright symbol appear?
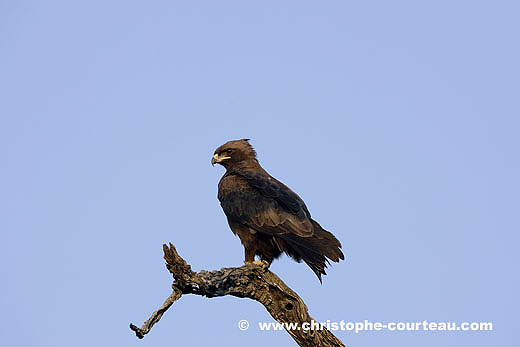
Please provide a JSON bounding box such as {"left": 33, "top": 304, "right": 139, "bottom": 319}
{"left": 238, "top": 319, "right": 249, "bottom": 331}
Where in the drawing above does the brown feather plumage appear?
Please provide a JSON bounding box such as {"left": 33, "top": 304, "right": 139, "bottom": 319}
{"left": 213, "top": 139, "right": 344, "bottom": 282}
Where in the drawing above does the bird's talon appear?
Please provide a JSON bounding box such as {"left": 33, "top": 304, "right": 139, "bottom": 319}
{"left": 245, "top": 260, "right": 270, "bottom": 269}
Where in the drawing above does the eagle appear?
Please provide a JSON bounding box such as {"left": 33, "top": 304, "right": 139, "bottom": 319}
{"left": 212, "top": 139, "right": 344, "bottom": 282}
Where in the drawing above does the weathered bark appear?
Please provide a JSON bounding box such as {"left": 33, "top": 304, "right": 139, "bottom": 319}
{"left": 130, "top": 243, "right": 344, "bottom": 347}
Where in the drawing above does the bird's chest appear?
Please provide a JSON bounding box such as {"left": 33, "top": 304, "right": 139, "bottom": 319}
{"left": 218, "top": 175, "right": 249, "bottom": 198}
{"left": 218, "top": 174, "right": 260, "bottom": 217}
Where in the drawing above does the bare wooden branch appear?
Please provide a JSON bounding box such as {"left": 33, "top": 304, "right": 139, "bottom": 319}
{"left": 130, "top": 243, "right": 345, "bottom": 347}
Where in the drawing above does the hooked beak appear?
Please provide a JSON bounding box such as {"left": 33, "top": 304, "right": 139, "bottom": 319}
{"left": 211, "top": 153, "right": 231, "bottom": 166}
{"left": 211, "top": 154, "right": 218, "bottom": 166}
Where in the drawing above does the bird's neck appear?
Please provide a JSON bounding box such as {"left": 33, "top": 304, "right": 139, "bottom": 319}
{"left": 226, "top": 159, "right": 261, "bottom": 173}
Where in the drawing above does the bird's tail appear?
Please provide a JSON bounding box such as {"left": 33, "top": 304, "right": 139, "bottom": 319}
{"left": 280, "top": 219, "right": 344, "bottom": 282}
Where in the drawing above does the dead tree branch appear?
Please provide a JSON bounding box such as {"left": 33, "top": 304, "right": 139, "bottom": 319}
{"left": 130, "top": 243, "right": 345, "bottom": 347}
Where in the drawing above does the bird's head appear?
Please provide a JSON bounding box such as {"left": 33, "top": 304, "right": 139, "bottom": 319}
{"left": 211, "top": 139, "right": 257, "bottom": 169}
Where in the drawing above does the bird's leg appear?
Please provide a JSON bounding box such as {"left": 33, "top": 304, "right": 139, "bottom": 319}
{"left": 244, "top": 247, "right": 256, "bottom": 264}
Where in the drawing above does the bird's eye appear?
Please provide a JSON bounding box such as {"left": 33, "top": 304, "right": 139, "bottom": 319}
{"left": 225, "top": 149, "right": 233, "bottom": 154}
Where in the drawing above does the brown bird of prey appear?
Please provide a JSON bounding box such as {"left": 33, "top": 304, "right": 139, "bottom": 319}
{"left": 212, "top": 139, "right": 344, "bottom": 282}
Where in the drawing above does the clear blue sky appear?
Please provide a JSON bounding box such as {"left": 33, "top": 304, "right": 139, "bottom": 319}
{"left": 1, "top": 1, "right": 518, "bottom": 346}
